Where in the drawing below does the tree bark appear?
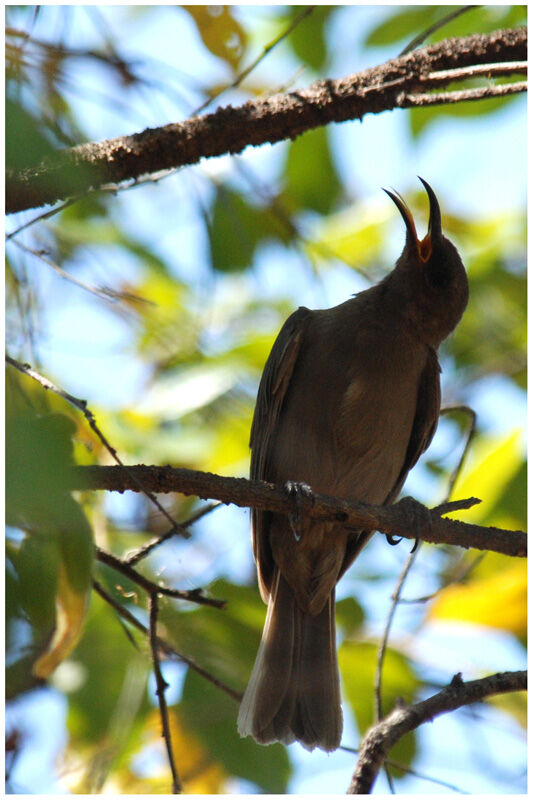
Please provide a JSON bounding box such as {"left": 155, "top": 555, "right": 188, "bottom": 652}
{"left": 6, "top": 28, "right": 526, "bottom": 214}
{"left": 71, "top": 464, "right": 527, "bottom": 558}
{"left": 348, "top": 670, "right": 527, "bottom": 794}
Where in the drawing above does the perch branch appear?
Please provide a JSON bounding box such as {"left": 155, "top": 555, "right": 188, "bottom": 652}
{"left": 6, "top": 27, "right": 526, "bottom": 213}
{"left": 71, "top": 464, "right": 527, "bottom": 558}
{"left": 347, "top": 670, "right": 527, "bottom": 794}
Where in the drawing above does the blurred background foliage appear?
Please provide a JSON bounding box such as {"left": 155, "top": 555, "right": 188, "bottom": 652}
{"left": 5, "top": 5, "right": 526, "bottom": 795}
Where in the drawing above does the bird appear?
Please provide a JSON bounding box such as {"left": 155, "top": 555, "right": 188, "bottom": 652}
{"left": 237, "top": 177, "right": 469, "bottom": 753}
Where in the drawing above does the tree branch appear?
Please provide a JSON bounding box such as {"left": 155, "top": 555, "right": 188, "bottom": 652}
{"left": 71, "top": 464, "right": 527, "bottom": 558}
{"left": 92, "top": 579, "right": 242, "bottom": 702}
{"left": 148, "top": 592, "right": 182, "bottom": 794}
{"left": 6, "top": 27, "right": 526, "bottom": 214}
{"left": 347, "top": 670, "right": 527, "bottom": 794}
{"left": 95, "top": 546, "right": 226, "bottom": 608}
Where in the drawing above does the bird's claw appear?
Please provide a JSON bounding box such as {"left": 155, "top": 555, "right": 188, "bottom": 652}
{"left": 285, "top": 481, "right": 314, "bottom": 542}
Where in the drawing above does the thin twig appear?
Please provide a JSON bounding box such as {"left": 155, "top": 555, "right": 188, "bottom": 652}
{"left": 423, "top": 60, "right": 527, "bottom": 84}
{"left": 92, "top": 579, "right": 242, "bottom": 701}
{"left": 96, "top": 546, "right": 226, "bottom": 608}
{"left": 126, "top": 501, "right": 222, "bottom": 565}
{"left": 372, "top": 404, "right": 479, "bottom": 790}
{"left": 401, "top": 81, "right": 526, "bottom": 107}
{"left": 373, "top": 548, "right": 418, "bottom": 792}
{"left": 398, "top": 552, "right": 485, "bottom": 605}
{"left": 9, "top": 237, "right": 121, "bottom": 303}
{"left": 340, "top": 746, "right": 468, "bottom": 794}
{"left": 6, "top": 197, "right": 78, "bottom": 240}
{"left": 399, "top": 6, "right": 480, "bottom": 56}
{"left": 439, "top": 405, "right": 477, "bottom": 499}
{"left": 149, "top": 592, "right": 182, "bottom": 794}
{"left": 5, "top": 354, "right": 188, "bottom": 541}
{"left": 193, "top": 6, "right": 315, "bottom": 116}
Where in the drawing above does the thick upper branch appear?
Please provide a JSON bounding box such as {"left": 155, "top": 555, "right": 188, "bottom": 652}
{"left": 71, "top": 464, "right": 527, "bottom": 558}
{"left": 348, "top": 670, "right": 527, "bottom": 794}
{"left": 7, "top": 27, "right": 526, "bottom": 214}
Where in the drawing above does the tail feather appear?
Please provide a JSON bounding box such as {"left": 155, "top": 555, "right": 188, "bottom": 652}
{"left": 238, "top": 570, "right": 342, "bottom": 752}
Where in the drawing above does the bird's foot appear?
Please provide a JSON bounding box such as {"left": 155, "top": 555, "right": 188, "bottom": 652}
{"left": 284, "top": 481, "right": 314, "bottom": 542}
{"left": 390, "top": 496, "right": 432, "bottom": 553}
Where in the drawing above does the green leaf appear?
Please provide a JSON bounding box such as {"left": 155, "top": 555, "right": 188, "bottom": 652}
{"left": 67, "top": 592, "right": 151, "bottom": 743}
{"left": 339, "top": 640, "right": 419, "bottom": 771}
{"left": 365, "top": 6, "right": 441, "bottom": 47}
{"left": 160, "top": 579, "right": 264, "bottom": 691}
{"left": 282, "top": 127, "right": 341, "bottom": 215}
{"left": 209, "top": 187, "right": 290, "bottom": 272}
{"left": 181, "top": 668, "right": 291, "bottom": 793}
{"left": 287, "top": 6, "right": 334, "bottom": 71}
{"left": 5, "top": 98, "right": 57, "bottom": 171}
{"left": 336, "top": 596, "right": 365, "bottom": 636}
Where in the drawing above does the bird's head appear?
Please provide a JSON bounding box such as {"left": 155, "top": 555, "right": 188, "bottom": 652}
{"left": 383, "top": 177, "right": 469, "bottom": 346}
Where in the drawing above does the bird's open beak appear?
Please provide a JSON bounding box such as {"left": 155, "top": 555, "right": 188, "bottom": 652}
{"left": 383, "top": 177, "right": 442, "bottom": 263}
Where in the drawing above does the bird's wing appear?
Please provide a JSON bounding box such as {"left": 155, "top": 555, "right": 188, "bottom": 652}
{"left": 250, "top": 306, "right": 312, "bottom": 599}
{"left": 385, "top": 345, "right": 441, "bottom": 503}
{"left": 339, "top": 346, "right": 441, "bottom": 579}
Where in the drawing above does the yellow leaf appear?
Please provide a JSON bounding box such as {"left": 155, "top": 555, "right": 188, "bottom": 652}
{"left": 33, "top": 562, "right": 91, "bottom": 679}
{"left": 146, "top": 708, "right": 227, "bottom": 794}
{"left": 428, "top": 560, "right": 526, "bottom": 637}
{"left": 447, "top": 429, "right": 524, "bottom": 527}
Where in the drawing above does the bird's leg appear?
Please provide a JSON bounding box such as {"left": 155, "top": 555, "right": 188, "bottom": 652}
{"left": 284, "top": 481, "right": 314, "bottom": 542}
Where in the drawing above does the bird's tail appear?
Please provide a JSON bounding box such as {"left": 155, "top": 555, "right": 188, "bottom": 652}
{"left": 237, "top": 569, "right": 342, "bottom": 752}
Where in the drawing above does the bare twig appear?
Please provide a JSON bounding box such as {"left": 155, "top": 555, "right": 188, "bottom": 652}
{"left": 5, "top": 354, "right": 188, "bottom": 541}
{"left": 439, "top": 405, "right": 477, "bottom": 499}
{"left": 96, "top": 546, "right": 226, "bottom": 608}
{"left": 92, "top": 579, "right": 242, "bottom": 702}
{"left": 148, "top": 592, "right": 182, "bottom": 794}
{"left": 8, "top": 238, "right": 125, "bottom": 303}
{"left": 7, "top": 28, "right": 526, "bottom": 213}
{"left": 340, "top": 746, "right": 468, "bottom": 793}
{"left": 348, "top": 671, "right": 527, "bottom": 794}
{"left": 372, "top": 404, "right": 479, "bottom": 791}
{"left": 6, "top": 197, "right": 78, "bottom": 240}
{"left": 193, "top": 6, "right": 315, "bottom": 115}
{"left": 422, "top": 60, "right": 527, "bottom": 84}
{"left": 399, "top": 6, "right": 481, "bottom": 55}
{"left": 400, "top": 81, "right": 526, "bottom": 107}
{"left": 399, "top": 552, "right": 486, "bottom": 605}
{"left": 125, "top": 501, "right": 222, "bottom": 565}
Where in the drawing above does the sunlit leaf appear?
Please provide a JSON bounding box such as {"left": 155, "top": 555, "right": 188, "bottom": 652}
{"left": 448, "top": 430, "right": 525, "bottom": 529}
{"left": 339, "top": 640, "right": 419, "bottom": 771}
{"left": 429, "top": 559, "right": 526, "bottom": 637}
{"left": 209, "top": 187, "right": 290, "bottom": 272}
{"left": 182, "top": 6, "right": 246, "bottom": 71}
{"left": 286, "top": 6, "right": 334, "bottom": 71}
{"left": 181, "top": 668, "right": 291, "bottom": 793}
{"left": 282, "top": 126, "right": 341, "bottom": 215}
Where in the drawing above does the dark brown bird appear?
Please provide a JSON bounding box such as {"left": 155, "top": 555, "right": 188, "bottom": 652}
{"left": 238, "top": 178, "right": 468, "bottom": 752}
